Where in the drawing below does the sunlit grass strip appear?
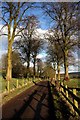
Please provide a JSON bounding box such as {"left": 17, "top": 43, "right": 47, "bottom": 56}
{"left": 0, "top": 77, "right": 41, "bottom": 93}
{"left": 2, "top": 83, "right": 33, "bottom": 105}
{"left": 1, "top": 78, "right": 41, "bottom": 105}
{"left": 63, "top": 79, "right": 80, "bottom": 98}
{"left": 64, "top": 79, "right": 80, "bottom": 88}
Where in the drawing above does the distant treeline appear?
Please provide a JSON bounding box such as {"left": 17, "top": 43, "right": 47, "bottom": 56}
{"left": 60, "top": 72, "right": 80, "bottom": 79}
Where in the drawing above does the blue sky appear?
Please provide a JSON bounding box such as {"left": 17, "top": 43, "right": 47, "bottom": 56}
{"left": 0, "top": 3, "right": 52, "bottom": 57}
{"left": 0, "top": 2, "right": 79, "bottom": 73}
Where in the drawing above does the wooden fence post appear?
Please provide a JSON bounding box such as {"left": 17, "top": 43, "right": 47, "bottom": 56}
{"left": 17, "top": 79, "right": 18, "bottom": 88}
{"left": 61, "top": 82, "right": 64, "bottom": 93}
{"left": 22, "top": 79, "right": 24, "bottom": 86}
{"left": 60, "top": 82, "right": 61, "bottom": 91}
{"left": 65, "top": 85, "right": 68, "bottom": 98}
{"left": 73, "top": 89, "right": 78, "bottom": 115}
{"left": 7, "top": 81, "right": 10, "bottom": 93}
{"left": 26, "top": 80, "right": 27, "bottom": 85}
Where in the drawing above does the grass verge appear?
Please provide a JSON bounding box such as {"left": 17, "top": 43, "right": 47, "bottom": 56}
{"left": 0, "top": 78, "right": 41, "bottom": 105}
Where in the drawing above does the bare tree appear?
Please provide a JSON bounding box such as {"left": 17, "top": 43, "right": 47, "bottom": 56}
{"left": 42, "top": 62, "right": 55, "bottom": 79}
{"left": 31, "top": 37, "right": 43, "bottom": 77}
{"left": 46, "top": 45, "right": 63, "bottom": 80}
{"left": 0, "top": 2, "right": 33, "bottom": 80}
{"left": 13, "top": 15, "right": 42, "bottom": 77}
{"left": 37, "top": 58, "right": 43, "bottom": 77}
{"left": 15, "top": 16, "right": 38, "bottom": 66}
{"left": 43, "top": 2, "right": 79, "bottom": 80}
{"left": 45, "top": 30, "right": 63, "bottom": 80}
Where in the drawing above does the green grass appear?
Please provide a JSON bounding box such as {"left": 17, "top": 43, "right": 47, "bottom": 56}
{"left": 0, "top": 77, "right": 40, "bottom": 92}
{"left": 0, "top": 77, "right": 41, "bottom": 105}
{"left": 1, "top": 82, "right": 34, "bottom": 105}
{"left": 0, "top": 75, "right": 41, "bottom": 93}
{"left": 64, "top": 78, "right": 80, "bottom": 88}
{"left": 64, "top": 78, "right": 80, "bottom": 97}
{"left": 0, "top": 78, "right": 24, "bottom": 92}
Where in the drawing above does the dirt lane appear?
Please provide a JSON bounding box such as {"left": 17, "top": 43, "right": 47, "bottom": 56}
{"left": 2, "top": 81, "right": 79, "bottom": 120}
{"left": 2, "top": 81, "right": 49, "bottom": 120}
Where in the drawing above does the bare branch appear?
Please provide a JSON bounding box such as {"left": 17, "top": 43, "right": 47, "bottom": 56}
{"left": 0, "top": 34, "right": 8, "bottom": 36}
{"left": 17, "top": 5, "right": 32, "bottom": 26}
{"left": 0, "top": 17, "right": 8, "bottom": 24}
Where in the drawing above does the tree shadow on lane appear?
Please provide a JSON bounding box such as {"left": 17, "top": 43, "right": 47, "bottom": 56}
{"left": 11, "top": 81, "right": 56, "bottom": 120}
{"left": 31, "top": 81, "right": 59, "bottom": 120}
{"left": 33, "top": 81, "right": 48, "bottom": 88}
{"left": 47, "top": 81, "right": 57, "bottom": 120}
{"left": 3, "top": 81, "right": 73, "bottom": 120}
{"left": 33, "top": 93, "right": 46, "bottom": 120}
{"left": 10, "top": 82, "right": 48, "bottom": 120}
{"left": 32, "top": 81, "right": 57, "bottom": 120}
{"left": 11, "top": 90, "right": 37, "bottom": 120}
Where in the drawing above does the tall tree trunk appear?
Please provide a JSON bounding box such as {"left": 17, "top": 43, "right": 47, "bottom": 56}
{"left": 40, "top": 69, "right": 42, "bottom": 78}
{"left": 27, "top": 60, "right": 30, "bottom": 69}
{"left": 64, "top": 50, "right": 69, "bottom": 80}
{"left": 27, "top": 51, "right": 30, "bottom": 77}
{"left": 6, "top": 41, "right": 12, "bottom": 81}
{"left": 54, "top": 64, "right": 56, "bottom": 80}
{"left": 57, "top": 62, "right": 60, "bottom": 80}
{"left": 27, "top": 59, "right": 30, "bottom": 76}
{"left": 27, "top": 40, "right": 31, "bottom": 77}
{"left": 33, "top": 56, "right": 36, "bottom": 77}
{"left": 37, "top": 66, "right": 39, "bottom": 77}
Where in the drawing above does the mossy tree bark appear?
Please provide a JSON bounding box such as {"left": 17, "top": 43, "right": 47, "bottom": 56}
{"left": 64, "top": 50, "right": 69, "bottom": 80}
{"left": 27, "top": 50, "right": 31, "bottom": 78}
{"left": 57, "top": 62, "right": 60, "bottom": 80}
{"left": 54, "top": 64, "right": 56, "bottom": 80}
{"left": 2, "top": 3, "right": 33, "bottom": 80}
{"left": 33, "top": 55, "right": 36, "bottom": 77}
{"left": 6, "top": 41, "right": 12, "bottom": 80}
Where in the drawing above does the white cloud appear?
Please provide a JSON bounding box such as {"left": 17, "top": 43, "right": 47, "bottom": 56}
{"left": 37, "top": 28, "right": 47, "bottom": 34}
{"left": 24, "top": 62, "right": 33, "bottom": 67}
{"left": 0, "top": 24, "right": 48, "bottom": 58}
{"left": 36, "top": 52, "right": 47, "bottom": 59}
{"left": 0, "top": 24, "right": 21, "bottom": 38}
{"left": 36, "top": 54, "right": 43, "bottom": 59}
{"left": 0, "top": 24, "right": 8, "bottom": 36}
{"left": 35, "top": 28, "right": 47, "bottom": 39}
